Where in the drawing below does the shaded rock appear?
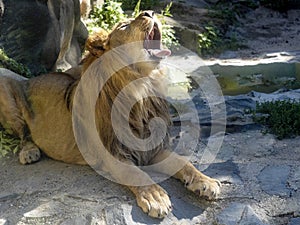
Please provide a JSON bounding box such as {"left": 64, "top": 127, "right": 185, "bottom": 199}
{"left": 191, "top": 88, "right": 300, "bottom": 134}
{"left": 240, "top": 205, "right": 268, "bottom": 225}
{"left": 225, "top": 95, "right": 256, "bottom": 111}
{"left": 0, "top": 68, "right": 27, "bottom": 81}
{"left": 251, "top": 89, "right": 300, "bottom": 102}
{"left": 0, "top": 193, "right": 20, "bottom": 201}
{"left": 23, "top": 201, "right": 66, "bottom": 218}
{"left": 258, "top": 165, "right": 291, "bottom": 197}
{"left": 217, "top": 203, "right": 267, "bottom": 225}
{"left": 105, "top": 198, "right": 203, "bottom": 225}
{"left": 173, "top": 0, "right": 208, "bottom": 8}
{"left": 171, "top": 197, "right": 203, "bottom": 220}
{"left": 232, "top": 7, "right": 300, "bottom": 57}
{"left": 219, "top": 51, "right": 239, "bottom": 59}
{"left": 105, "top": 204, "right": 127, "bottom": 225}
{"left": 0, "top": 0, "right": 88, "bottom": 74}
{"left": 200, "top": 160, "right": 243, "bottom": 185}
{"left": 289, "top": 217, "right": 300, "bottom": 225}
{"left": 173, "top": 27, "right": 199, "bottom": 52}
{"left": 289, "top": 166, "right": 300, "bottom": 191}
{"left": 60, "top": 216, "right": 89, "bottom": 225}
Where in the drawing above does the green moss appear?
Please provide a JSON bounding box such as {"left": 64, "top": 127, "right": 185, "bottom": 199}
{"left": 0, "top": 48, "right": 32, "bottom": 78}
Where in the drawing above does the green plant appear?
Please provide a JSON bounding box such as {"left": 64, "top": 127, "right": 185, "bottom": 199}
{"left": 252, "top": 100, "right": 300, "bottom": 139}
{"left": 88, "top": 1, "right": 127, "bottom": 31}
{"left": 0, "top": 48, "right": 32, "bottom": 78}
{"left": 87, "top": 1, "right": 178, "bottom": 49}
{"left": 197, "top": 24, "right": 221, "bottom": 56}
{"left": 0, "top": 128, "right": 20, "bottom": 158}
{"left": 198, "top": 0, "right": 257, "bottom": 56}
{"left": 159, "top": 2, "right": 179, "bottom": 49}
{"left": 132, "top": 0, "right": 142, "bottom": 17}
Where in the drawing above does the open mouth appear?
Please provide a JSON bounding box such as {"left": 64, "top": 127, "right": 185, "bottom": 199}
{"left": 144, "top": 22, "right": 171, "bottom": 58}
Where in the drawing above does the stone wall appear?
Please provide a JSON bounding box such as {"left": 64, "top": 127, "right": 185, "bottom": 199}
{"left": 0, "top": 0, "right": 88, "bottom": 75}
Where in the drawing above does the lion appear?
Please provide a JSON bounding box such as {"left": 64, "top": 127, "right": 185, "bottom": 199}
{"left": 0, "top": 11, "right": 221, "bottom": 218}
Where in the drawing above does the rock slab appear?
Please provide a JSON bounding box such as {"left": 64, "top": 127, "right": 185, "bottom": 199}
{"left": 0, "top": 0, "right": 88, "bottom": 74}
{"left": 217, "top": 203, "right": 267, "bottom": 225}
{"left": 258, "top": 165, "right": 291, "bottom": 197}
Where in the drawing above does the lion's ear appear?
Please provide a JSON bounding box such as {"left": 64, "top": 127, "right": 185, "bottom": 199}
{"left": 85, "top": 28, "right": 109, "bottom": 57}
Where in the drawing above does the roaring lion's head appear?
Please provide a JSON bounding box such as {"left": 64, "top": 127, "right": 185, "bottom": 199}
{"left": 82, "top": 11, "right": 171, "bottom": 73}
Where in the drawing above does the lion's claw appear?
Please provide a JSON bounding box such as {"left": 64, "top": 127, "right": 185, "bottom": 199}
{"left": 186, "top": 175, "right": 221, "bottom": 200}
{"left": 135, "top": 184, "right": 172, "bottom": 218}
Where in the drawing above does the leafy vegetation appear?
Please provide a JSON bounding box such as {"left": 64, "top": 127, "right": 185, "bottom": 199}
{"left": 88, "top": 1, "right": 127, "bottom": 31}
{"left": 0, "top": 128, "right": 20, "bottom": 158}
{"left": 252, "top": 100, "right": 300, "bottom": 139}
{"left": 197, "top": 24, "right": 241, "bottom": 56}
{"left": 197, "top": 24, "right": 221, "bottom": 56}
{"left": 0, "top": 48, "right": 32, "bottom": 78}
{"left": 197, "top": 0, "right": 258, "bottom": 57}
{"left": 158, "top": 2, "right": 179, "bottom": 49}
{"left": 87, "top": 0, "right": 179, "bottom": 49}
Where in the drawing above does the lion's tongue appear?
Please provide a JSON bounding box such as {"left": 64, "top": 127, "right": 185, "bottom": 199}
{"left": 148, "top": 49, "right": 171, "bottom": 58}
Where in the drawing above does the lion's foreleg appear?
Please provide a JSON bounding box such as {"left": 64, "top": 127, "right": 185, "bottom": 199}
{"left": 107, "top": 158, "right": 172, "bottom": 218}
{"left": 150, "top": 150, "right": 221, "bottom": 200}
{"left": 128, "top": 184, "right": 172, "bottom": 218}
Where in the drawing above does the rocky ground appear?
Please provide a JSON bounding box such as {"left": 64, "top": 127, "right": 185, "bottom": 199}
{"left": 1, "top": 2, "right": 300, "bottom": 225}
{"left": 1, "top": 127, "right": 300, "bottom": 225}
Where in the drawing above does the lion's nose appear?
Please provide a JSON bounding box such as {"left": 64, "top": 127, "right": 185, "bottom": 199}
{"left": 142, "top": 10, "right": 154, "bottom": 18}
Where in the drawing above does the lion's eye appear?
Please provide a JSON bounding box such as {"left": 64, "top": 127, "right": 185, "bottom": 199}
{"left": 119, "top": 24, "right": 129, "bottom": 30}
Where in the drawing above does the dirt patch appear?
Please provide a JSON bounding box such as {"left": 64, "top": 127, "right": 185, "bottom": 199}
{"left": 165, "top": 1, "right": 300, "bottom": 58}
{"left": 232, "top": 7, "right": 300, "bottom": 58}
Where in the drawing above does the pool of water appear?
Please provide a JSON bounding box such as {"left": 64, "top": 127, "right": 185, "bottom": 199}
{"left": 165, "top": 52, "right": 300, "bottom": 97}
{"left": 210, "top": 61, "right": 300, "bottom": 95}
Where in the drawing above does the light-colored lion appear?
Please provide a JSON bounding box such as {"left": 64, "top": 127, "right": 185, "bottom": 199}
{"left": 0, "top": 11, "right": 221, "bottom": 218}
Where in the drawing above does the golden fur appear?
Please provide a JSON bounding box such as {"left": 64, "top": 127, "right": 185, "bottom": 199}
{"left": 0, "top": 11, "right": 221, "bottom": 218}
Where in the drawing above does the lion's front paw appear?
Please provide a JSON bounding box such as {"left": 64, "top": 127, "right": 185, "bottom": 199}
{"left": 184, "top": 174, "right": 221, "bottom": 200}
{"left": 19, "top": 142, "right": 41, "bottom": 164}
{"left": 135, "top": 184, "right": 172, "bottom": 218}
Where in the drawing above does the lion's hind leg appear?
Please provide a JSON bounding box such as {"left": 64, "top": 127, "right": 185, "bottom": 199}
{"left": 0, "top": 78, "right": 25, "bottom": 137}
{"left": 0, "top": 77, "right": 41, "bottom": 164}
